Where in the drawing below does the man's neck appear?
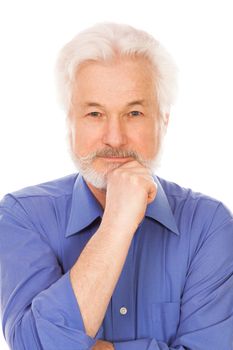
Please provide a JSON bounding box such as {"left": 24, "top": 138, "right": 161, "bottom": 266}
{"left": 86, "top": 181, "right": 106, "bottom": 209}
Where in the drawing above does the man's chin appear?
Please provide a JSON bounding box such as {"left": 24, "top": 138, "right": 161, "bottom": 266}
{"left": 79, "top": 161, "right": 127, "bottom": 190}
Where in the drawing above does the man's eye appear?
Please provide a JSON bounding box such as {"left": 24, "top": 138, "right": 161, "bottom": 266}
{"left": 88, "top": 112, "right": 102, "bottom": 117}
{"left": 129, "top": 111, "right": 143, "bottom": 117}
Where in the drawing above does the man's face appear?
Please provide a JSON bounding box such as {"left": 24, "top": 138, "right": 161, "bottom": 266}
{"left": 69, "top": 56, "right": 166, "bottom": 189}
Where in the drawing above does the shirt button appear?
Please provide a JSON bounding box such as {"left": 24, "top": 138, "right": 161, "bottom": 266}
{"left": 119, "top": 306, "right": 127, "bottom": 315}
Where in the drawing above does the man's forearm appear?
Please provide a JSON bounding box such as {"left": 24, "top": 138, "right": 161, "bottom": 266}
{"left": 70, "top": 217, "right": 135, "bottom": 338}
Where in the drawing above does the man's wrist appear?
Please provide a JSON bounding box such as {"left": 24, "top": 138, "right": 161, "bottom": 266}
{"left": 101, "top": 213, "right": 138, "bottom": 237}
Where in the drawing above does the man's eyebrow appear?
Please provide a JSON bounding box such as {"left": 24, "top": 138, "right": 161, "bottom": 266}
{"left": 83, "top": 102, "right": 104, "bottom": 107}
{"left": 126, "top": 99, "right": 146, "bottom": 107}
{"left": 83, "top": 100, "right": 146, "bottom": 108}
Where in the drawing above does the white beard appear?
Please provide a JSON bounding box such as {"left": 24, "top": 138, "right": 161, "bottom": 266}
{"left": 69, "top": 145, "right": 164, "bottom": 190}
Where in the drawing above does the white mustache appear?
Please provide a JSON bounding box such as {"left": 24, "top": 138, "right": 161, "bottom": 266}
{"left": 80, "top": 149, "right": 140, "bottom": 162}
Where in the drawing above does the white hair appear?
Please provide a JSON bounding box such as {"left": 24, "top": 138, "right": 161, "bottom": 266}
{"left": 56, "top": 22, "right": 178, "bottom": 120}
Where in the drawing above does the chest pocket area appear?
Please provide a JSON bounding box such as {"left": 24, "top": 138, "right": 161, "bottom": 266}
{"left": 151, "top": 302, "right": 180, "bottom": 344}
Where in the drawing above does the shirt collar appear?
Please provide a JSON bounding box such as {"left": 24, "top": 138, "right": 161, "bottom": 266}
{"left": 65, "top": 173, "right": 179, "bottom": 237}
{"left": 145, "top": 175, "right": 180, "bottom": 235}
{"left": 65, "top": 174, "right": 103, "bottom": 237}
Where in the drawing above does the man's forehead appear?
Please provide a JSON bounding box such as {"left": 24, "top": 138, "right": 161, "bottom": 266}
{"left": 72, "top": 58, "right": 158, "bottom": 110}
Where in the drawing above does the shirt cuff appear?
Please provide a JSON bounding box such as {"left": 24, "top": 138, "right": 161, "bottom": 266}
{"left": 114, "top": 338, "right": 159, "bottom": 350}
{"left": 32, "top": 270, "right": 103, "bottom": 349}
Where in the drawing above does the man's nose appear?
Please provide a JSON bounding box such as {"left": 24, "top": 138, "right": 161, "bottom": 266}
{"left": 102, "top": 116, "right": 127, "bottom": 148}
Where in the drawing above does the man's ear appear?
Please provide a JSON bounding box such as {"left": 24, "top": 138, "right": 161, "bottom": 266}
{"left": 66, "top": 116, "right": 74, "bottom": 149}
{"left": 164, "top": 112, "right": 170, "bottom": 127}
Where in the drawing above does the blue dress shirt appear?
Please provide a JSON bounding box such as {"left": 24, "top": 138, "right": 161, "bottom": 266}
{"left": 0, "top": 173, "right": 233, "bottom": 350}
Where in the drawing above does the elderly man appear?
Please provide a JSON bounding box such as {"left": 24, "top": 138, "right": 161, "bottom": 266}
{"left": 0, "top": 23, "right": 233, "bottom": 350}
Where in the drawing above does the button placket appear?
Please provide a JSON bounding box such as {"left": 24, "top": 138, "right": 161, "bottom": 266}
{"left": 111, "top": 239, "right": 135, "bottom": 341}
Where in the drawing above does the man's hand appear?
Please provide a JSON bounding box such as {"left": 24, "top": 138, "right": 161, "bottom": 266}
{"left": 92, "top": 340, "right": 115, "bottom": 349}
{"left": 103, "top": 160, "right": 157, "bottom": 232}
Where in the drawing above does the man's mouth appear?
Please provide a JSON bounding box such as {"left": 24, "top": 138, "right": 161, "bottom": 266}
{"left": 98, "top": 156, "right": 133, "bottom": 161}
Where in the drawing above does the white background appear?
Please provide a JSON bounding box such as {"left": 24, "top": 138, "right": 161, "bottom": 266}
{"left": 0, "top": 1, "right": 233, "bottom": 348}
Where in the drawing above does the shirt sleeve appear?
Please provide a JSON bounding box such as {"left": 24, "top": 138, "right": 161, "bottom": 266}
{"left": 0, "top": 194, "right": 103, "bottom": 350}
{"left": 113, "top": 203, "right": 233, "bottom": 350}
